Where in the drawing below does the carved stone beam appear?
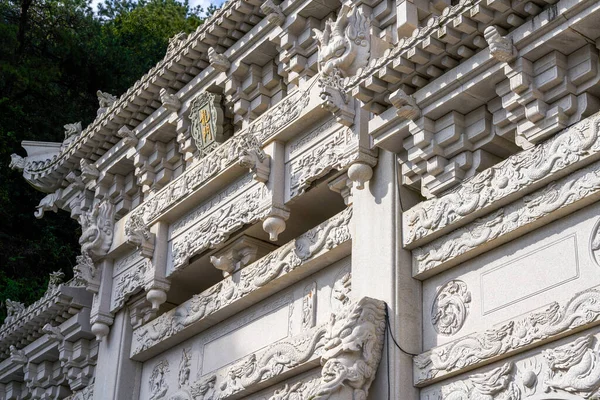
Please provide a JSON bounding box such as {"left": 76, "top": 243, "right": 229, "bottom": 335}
{"left": 208, "top": 47, "right": 231, "bottom": 72}
{"left": 484, "top": 26, "right": 516, "bottom": 63}
{"left": 261, "top": 0, "right": 285, "bottom": 26}
{"left": 209, "top": 235, "right": 277, "bottom": 277}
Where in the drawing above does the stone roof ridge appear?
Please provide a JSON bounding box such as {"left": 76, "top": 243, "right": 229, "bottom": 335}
{"left": 0, "top": 277, "right": 84, "bottom": 334}
{"left": 20, "top": 0, "right": 264, "bottom": 187}
{"left": 344, "top": 0, "right": 476, "bottom": 89}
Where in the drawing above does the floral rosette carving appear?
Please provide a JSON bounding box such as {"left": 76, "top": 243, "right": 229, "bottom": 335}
{"left": 431, "top": 280, "right": 471, "bottom": 336}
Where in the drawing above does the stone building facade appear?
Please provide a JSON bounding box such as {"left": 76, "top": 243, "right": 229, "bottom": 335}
{"left": 4, "top": 0, "right": 600, "bottom": 398}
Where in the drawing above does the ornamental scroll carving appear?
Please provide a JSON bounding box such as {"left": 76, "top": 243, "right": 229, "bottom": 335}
{"left": 132, "top": 207, "right": 352, "bottom": 356}
{"left": 413, "top": 162, "right": 600, "bottom": 276}
{"left": 125, "top": 130, "right": 268, "bottom": 232}
{"left": 313, "top": 2, "right": 370, "bottom": 78}
{"left": 405, "top": 114, "right": 600, "bottom": 248}
{"left": 431, "top": 280, "right": 471, "bottom": 336}
{"left": 414, "top": 288, "right": 600, "bottom": 385}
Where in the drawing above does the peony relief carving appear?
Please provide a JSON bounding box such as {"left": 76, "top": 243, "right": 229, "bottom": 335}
{"left": 313, "top": 2, "right": 370, "bottom": 78}
{"left": 431, "top": 280, "right": 471, "bottom": 336}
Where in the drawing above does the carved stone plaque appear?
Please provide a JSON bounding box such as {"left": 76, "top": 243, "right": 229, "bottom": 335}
{"left": 190, "top": 92, "right": 225, "bottom": 157}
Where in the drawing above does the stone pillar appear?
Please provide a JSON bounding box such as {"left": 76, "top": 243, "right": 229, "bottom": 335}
{"left": 352, "top": 149, "right": 421, "bottom": 399}
{"left": 93, "top": 308, "right": 141, "bottom": 399}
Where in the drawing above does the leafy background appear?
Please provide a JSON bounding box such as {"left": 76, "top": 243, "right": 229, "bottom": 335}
{"left": 0, "top": 0, "right": 217, "bottom": 323}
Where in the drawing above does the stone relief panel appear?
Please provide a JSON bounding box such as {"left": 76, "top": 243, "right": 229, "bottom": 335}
{"left": 168, "top": 175, "right": 270, "bottom": 272}
{"left": 421, "top": 203, "right": 599, "bottom": 353}
{"left": 420, "top": 327, "right": 600, "bottom": 400}
{"left": 137, "top": 256, "right": 358, "bottom": 400}
{"left": 133, "top": 208, "right": 352, "bottom": 357}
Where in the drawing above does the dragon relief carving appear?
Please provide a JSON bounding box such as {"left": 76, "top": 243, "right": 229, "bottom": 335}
{"left": 78, "top": 200, "right": 115, "bottom": 258}
{"left": 431, "top": 280, "right": 471, "bottom": 336}
{"left": 313, "top": 2, "right": 370, "bottom": 78}
{"left": 414, "top": 288, "right": 600, "bottom": 385}
{"left": 543, "top": 334, "right": 600, "bottom": 398}
{"left": 312, "top": 296, "right": 386, "bottom": 400}
{"left": 443, "top": 362, "right": 521, "bottom": 400}
{"left": 132, "top": 208, "right": 353, "bottom": 356}
{"left": 216, "top": 296, "right": 385, "bottom": 400}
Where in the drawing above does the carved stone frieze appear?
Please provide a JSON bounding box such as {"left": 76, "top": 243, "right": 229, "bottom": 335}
{"left": 413, "top": 159, "right": 600, "bottom": 277}
{"left": 132, "top": 207, "right": 352, "bottom": 356}
{"left": 431, "top": 280, "right": 471, "bottom": 336}
{"left": 248, "top": 88, "right": 311, "bottom": 143}
{"left": 414, "top": 288, "right": 600, "bottom": 386}
{"left": 405, "top": 112, "right": 600, "bottom": 248}
{"left": 313, "top": 3, "right": 370, "bottom": 78}
{"left": 112, "top": 259, "right": 151, "bottom": 311}
{"left": 288, "top": 127, "right": 359, "bottom": 198}
{"left": 171, "top": 181, "right": 271, "bottom": 270}
{"left": 125, "top": 130, "right": 267, "bottom": 232}
{"left": 441, "top": 362, "right": 521, "bottom": 399}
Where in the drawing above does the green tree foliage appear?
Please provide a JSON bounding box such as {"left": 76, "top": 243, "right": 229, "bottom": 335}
{"left": 0, "top": 0, "right": 215, "bottom": 323}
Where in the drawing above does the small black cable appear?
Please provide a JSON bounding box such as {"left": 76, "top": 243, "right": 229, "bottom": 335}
{"left": 385, "top": 304, "right": 418, "bottom": 357}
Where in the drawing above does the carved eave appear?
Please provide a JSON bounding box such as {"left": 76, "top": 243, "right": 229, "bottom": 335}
{"left": 0, "top": 284, "right": 92, "bottom": 360}
{"left": 14, "top": 0, "right": 269, "bottom": 193}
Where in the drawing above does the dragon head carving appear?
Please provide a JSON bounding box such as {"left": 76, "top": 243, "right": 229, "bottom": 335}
{"left": 78, "top": 200, "right": 115, "bottom": 258}
{"left": 313, "top": 3, "right": 371, "bottom": 78}
{"left": 313, "top": 296, "right": 386, "bottom": 400}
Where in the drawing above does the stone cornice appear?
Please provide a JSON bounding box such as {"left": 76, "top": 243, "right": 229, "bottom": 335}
{"left": 131, "top": 206, "right": 352, "bottom": 359}
{"left": 18, "top": 0, "right": 267, "bottom": 192}
{"left": 413, "top": 157, "right": 600, "bottom": 279}
{"left": 414, "top": 287, "right": 600, "bottom": 386}
{"left": 405, "top": 110, "right": 600, "bottom": 250}
{"left": 0, "top": 284, "right": 92, "bottom": 360}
